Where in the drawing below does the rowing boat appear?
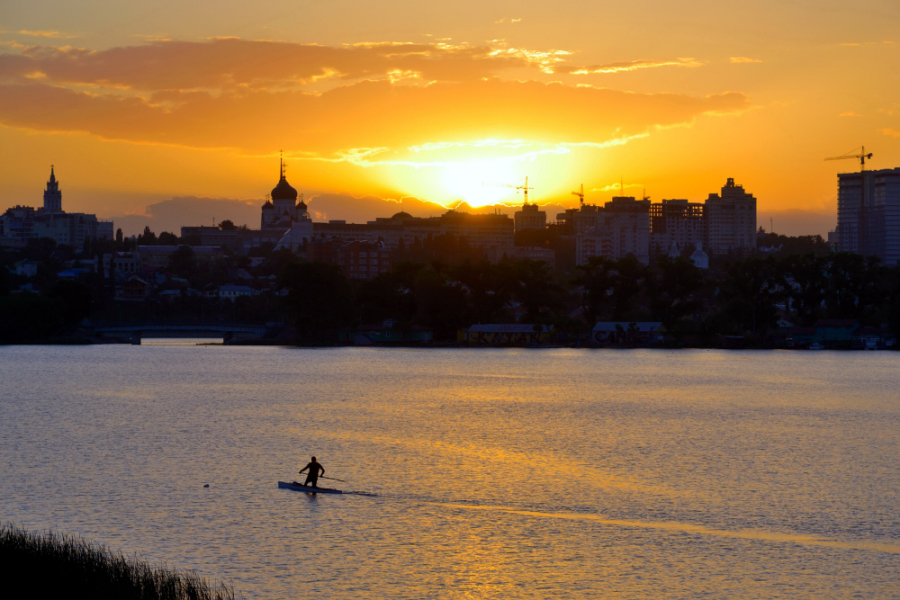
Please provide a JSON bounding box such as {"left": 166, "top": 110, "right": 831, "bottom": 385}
{"left": 278, "top": 481, "right": 343, "bottom": 494}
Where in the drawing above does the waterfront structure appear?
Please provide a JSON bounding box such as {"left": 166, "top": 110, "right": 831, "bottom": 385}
{"left": 339, "top": 320, "right": 434, "bottom": 344}
{"left": 459, "top": 324, "right": 554, "bottom": 345}
{"left": 834, "top": 167, "right": 900, "bottom": 265}
{"left": 0, "top": 167, "right": 112, "bottom": 248}
{"left": 705, "top": 178, "right": 756, "bottom": 253}
{"left": 591, "top": 322, "right": 665, "bottom": 346}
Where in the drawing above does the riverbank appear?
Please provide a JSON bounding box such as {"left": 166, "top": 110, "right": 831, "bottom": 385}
{"left": 0, "top": 523, "right": 235, "bottom": 600}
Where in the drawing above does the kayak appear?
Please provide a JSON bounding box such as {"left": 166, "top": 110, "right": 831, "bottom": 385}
{"left": 278, "top": 481, "right": 343, "bottom": 494}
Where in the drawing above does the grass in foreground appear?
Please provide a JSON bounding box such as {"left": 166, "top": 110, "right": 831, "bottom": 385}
{"left": 0, "top": 523, "right": 235, "bottom": 600}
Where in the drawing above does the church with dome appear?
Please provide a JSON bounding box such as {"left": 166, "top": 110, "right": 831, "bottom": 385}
{"left": 262, "top": 158, "right": 313, "bottom": 252}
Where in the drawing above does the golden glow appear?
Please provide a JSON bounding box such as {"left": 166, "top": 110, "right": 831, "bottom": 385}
{"left": 0, "top": 2, "right": 898, "bottom": 234}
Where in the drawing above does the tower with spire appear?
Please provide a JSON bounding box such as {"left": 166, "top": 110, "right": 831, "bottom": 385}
{"left": 43, "top": 165, "right": 62, "bottom": 214}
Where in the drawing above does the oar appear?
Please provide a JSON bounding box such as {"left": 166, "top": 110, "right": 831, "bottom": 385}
{"left": 319, "top": 475, "right": 346, "bottom": 483}
{"left": 297, "top": 472, "right": 346, "bottom": 483}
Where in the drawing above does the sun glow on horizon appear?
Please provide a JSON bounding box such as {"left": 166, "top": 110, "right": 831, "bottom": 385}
{"left": 375, "top": 139, "right": 586, "bottom": 208}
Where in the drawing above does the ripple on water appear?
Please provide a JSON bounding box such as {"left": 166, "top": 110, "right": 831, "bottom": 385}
{"left": 1, "top": 346, "right": 899, "bottom": 599}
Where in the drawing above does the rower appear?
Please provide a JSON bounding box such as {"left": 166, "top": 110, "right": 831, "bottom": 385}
{"left": 298, "top": 456, "right": 325, "bottom": 488}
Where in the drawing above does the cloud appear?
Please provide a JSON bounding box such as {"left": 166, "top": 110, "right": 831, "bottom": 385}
{"left": 730, "top": 57, "right": 762, "bottom": 63}
{"left": 592, "top": 182, "right": 644, "bottom": 192}
{"left": 882, "top": 128, "right": 900, "bottom": 138}
{"left": 0, "top": 39, "right": 749, "bottom": 166}
{"left": 0, "top": 77, "right": 748, "bottom": 157}
{"left": 111, "top": 196, "right": 262, "bottom": 236}
{"left": 0, "top": 38, "right": 547, "bottom": 90}
{"left": 4, "top": 30, "right": 79, "bottom": 39}
{"left": 840, "top": 41, "right": 896, "bottom": 47}
{"left": 839, "top": 111, "right": 862, "bottom": 117}
{"left": 307, "top": 193, "right": 447, "bottom": 222}
{"left": 555, "top": 58, "right": 702, "bottom": 75}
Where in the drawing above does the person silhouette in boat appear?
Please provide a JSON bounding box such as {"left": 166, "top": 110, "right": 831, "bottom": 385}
{"left": 298, "top": 456, "right": 325, "bottom": 488}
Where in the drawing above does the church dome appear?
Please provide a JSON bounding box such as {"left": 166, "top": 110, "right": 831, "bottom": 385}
{"left": 391, "top": 211, "right": 412, "bottom": 220}
{"left": 297, "top": 198, "right": 307, "bottom": 210}
{"left": 271, "top": 176, "right": 298, "bottom": 201}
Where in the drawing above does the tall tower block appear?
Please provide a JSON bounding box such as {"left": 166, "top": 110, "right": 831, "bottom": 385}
{"left": 43, "top": 166, "right": 62, "bottom": 213}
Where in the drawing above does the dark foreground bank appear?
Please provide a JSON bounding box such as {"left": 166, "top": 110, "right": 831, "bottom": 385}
{"left": 0, "top": 523, "right": 235, "bottom": 600}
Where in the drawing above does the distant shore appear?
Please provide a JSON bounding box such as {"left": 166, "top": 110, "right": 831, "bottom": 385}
{"left": 2, "top": 335, "right": 895, "bottom": 351}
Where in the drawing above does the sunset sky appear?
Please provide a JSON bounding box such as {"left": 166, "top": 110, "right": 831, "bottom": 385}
{"left": 1, "top": 0, "right": 899, "bottom": 235}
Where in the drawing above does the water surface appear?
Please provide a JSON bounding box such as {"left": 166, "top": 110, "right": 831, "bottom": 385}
{"left": 1, "top": 345, "right": 898, "bottom": 598}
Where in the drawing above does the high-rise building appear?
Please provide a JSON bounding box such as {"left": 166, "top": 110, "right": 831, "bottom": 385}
{"left": 0, "top": 166, "right": 109, "bottom": 248}
{"left": 514, "top": 202, "right": 546, "bottom": 232}
{"left": 649, "top": 199, "right": 706, "bottom": 254}
{"left": 705, "top": 178, "right": 756, "bottom": 253}
{"left": 575, "top": 197, "right": 650, "bottom": 265}
{"left": 43, "top": 166, "right": 62, "bottom": 213}
{"left": 835, "top": 168, "right": 900, "bottom": 265}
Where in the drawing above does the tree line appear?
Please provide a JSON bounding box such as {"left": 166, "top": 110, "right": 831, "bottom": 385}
{"left": 3, "top": 230, "right": 900, "bottom": 345}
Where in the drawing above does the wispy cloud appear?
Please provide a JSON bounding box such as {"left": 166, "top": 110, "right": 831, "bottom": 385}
{"left": 839, "top": 111, "right": 862, "bottom": 117}
{"left": 555, "top": 58, "right": 702, "bottom": 75}
{"left": 592, "top": 182, "right": 644, "bottom": 192}
{"left": 840, "top": 41, "right": 895, "bottom": 46}
{"left": 4, "top": 29, "right": 79, "bottom": 39}
{"left": 730, "top": 56, "right": 762, "bottom": 63}
{"left": 0, "top": 38, "right": 562, "bottom": 89}
{"left": 882, "top": 128, "right": 900, "bottom": 138}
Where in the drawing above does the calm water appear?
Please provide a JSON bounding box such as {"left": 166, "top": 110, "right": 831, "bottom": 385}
{"left": 1, "top": 344, "right": 899, "bottom": 598}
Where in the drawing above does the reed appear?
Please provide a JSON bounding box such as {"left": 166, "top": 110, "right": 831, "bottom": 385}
{"left": 0, "top": 523, "right": 235, "bottom": 600}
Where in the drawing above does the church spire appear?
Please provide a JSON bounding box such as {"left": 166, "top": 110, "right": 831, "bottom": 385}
{"left": 44, "top": 164, "right": 62, "bottom": 213}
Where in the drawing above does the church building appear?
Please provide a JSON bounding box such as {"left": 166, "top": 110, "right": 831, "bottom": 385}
{"left": 262, "top": 157, "right": 313, "bottom": 252}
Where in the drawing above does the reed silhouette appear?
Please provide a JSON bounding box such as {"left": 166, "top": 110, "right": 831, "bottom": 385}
{"left": 0, "top": 523, "right": 235, "bottom": 600}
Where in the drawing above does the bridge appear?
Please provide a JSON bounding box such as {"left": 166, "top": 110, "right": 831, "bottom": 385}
{"left": 91, "top": 322, "right": 280, "bottom": 344}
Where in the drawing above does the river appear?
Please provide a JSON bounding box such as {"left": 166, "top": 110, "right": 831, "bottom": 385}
{"left": 1, "top": 344, "right": 898, "bottom": 598}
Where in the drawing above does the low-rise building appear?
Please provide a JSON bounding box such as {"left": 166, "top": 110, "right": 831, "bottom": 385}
{"left": 336, "top": 241, "right": 392, "bottom": 280}
{"left": 459, "top": 324, "right": 554, "bottom": 345}
{"left": 339, "top": 320, "right": 434, "bottom": 344}
{"left": 218, "top": 284, "right": 259, "bottom": 301}
{"left": 591, "top": 322, "right": 665, "bottom": 346}
{"left": 136, "top": 245, "right": 224, "bottom": 271}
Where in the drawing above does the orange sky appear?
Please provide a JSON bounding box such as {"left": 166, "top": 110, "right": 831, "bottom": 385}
{"left": 1, "top": 1, "right": 899, "bottom": 235}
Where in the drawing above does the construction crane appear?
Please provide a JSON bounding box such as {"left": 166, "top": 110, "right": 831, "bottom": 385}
{"left": 488, "top": 177, "right": 534, "bottom": 204}
{"left": 825, "top": 146, "right": 873, "bottom": 254}
{"left": 513, "top": 176, "right": 534, "bottom": 205}
{"left": 825, "top": 146, "right": 873, "bottom": 169}
{"left": 572, "top": 184, "right": 585, "bottom": 207}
